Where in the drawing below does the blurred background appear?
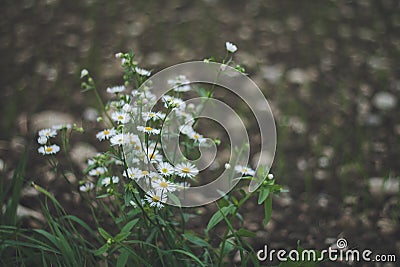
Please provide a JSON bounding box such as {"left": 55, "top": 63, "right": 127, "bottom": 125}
{"left": 1, "top": 0, "right": 399, "bottom": 264}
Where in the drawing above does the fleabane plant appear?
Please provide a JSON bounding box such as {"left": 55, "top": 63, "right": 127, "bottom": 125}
{"left": 34, "top": 42, "right": 283, "bottom": 266}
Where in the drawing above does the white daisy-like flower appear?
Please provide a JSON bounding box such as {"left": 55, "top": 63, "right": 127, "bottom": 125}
{"left": 87, "top": 158, "right": 95, "bottom": 166}
{"left": 110, "top": 133, "right": 127, "bottom": 146}
{"left": 96, "top": 128, "right": 116, "bottom": 141}
{"left": 268, "top": 173, "right": 274, "bottom": 180}
{"left": 37, "top": 136, "right": 47, "bottom": 145}
{"left": 162, "top": 95, "right": 186, "bottom": 110}
{"left": 152, "top": 178, "right": 176, "bottom": 192}
{"left": 111, "top": 111, "right": 130, "bottom": 124}
{"left": 123, "top": 167, "right": 142, "bottom": 180}
{"left": 80, "top": 69, "right": 89, "bottom": 78}
{"left": 137, "top": 125, "right": 160, "bottom": 135}
{"left": 224, "top": 163, "right": 231, "bottom": 169}
{"left": 79, "top": 182, "right": 95, "bottom": 192}
{"left": 135, "top": 67, "right": 151, "bottom": 76}
{"left": 38, "top": 144, "right": 60, "bottom": 155}
{"left": 38, "top": 128, "right": 57, "bottom": 139}
{"left": 157, "top": 162, "right": 175, "bottom": 176}
{"left": 89, "top": 167, "right": 107, "bottom": 176}
{"left": 234, "top": 165, "right": 255, "bottom": 176}
{"left": 225, "top": 41, "right": 238, "bottom": 53}
{"left": 175, "top": 162, "right": 199, "bottom": 179}
{"left": 142, "top": 111, "right": 166, "bottom": 121}
{"left": 101, "top": 176, "right": 119, "bottom": 186}
{"left": 168, "top": 75, "right": 191, "bottom": 92}
{"left": 106, "top": 85, "right": 126, "bottom": 94}
{"left": 145, "top": 190, "right": 167, "bottom": 209}
{"left": 188, "top": 131, "right": 205, "bottom": 143}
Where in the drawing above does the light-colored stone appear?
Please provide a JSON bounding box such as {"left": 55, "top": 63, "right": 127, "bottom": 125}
{"left": 70, "top": 142, "right": 98, "bottom": 169}
{"left": 372, "top": 91, "right": 397, "bottom": 111}
{"left": 369, "top": 177, "right": 399, "bottom": 195}
{"left": 16, "top": 205, "right": 45, "bottom": 222}
{"left": 31, "top": 110, "right": 74, "bottom": 132}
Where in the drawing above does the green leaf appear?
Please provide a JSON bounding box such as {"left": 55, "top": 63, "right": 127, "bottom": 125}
{"left": 115, "top": 232, "right": 130, "bottom": 242}
{"left": 120, "top": 218, "right": 139, "bottom": 234}
{"left": 33, "top": 183, "right": 63, "bottom": 210}
{"left": 220, "top": 238, "right": 235, "bottom": 255}
{"left": 169, "top": 249, "right": 206, "bottom": 267}
{"left": 117, "top": 248, "right": 130, "bottom": 267}
{"left": 258, "top": 187, "right": 270, "bottom": 204}
{"left": 237, "top": 228, "right": 256, "bottom": 238}
{"left": 206, "top": 204, "right": 235, "bottom": 232}
{"left": 167, "top": 192, "right": 181, "bottom": 207}
{"left": 264, "top": 196, "right": 272, "bottom": 226}
{"left": 2, "top": 148, "right": 28, "bottom": 225}
{"left": 34, "top": 229, "right": 61, "bottom": 249}
{"left": 235, "top": 212, "right": 244, "bottom": 222}
{"left": 182, "top": 233, "right": 210, "bottom": 247}
{"left": 197, "top": 87, "right": 209, "bottom": 98}
{"left": 61, "top": 215, "right": 98, "bottom": 240}
{"left": 98, "top": 228, "right": 112, "bottom": 240}
{"left": 94, "top": 244, "right": 108, "bottom": 256}
{"left": 124, "top": 191, "right": 133, "bottom": 206}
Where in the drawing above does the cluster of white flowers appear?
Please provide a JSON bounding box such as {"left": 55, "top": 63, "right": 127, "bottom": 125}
{"left": 76, "top": 67, "right": 211, "bottom": 209}
{"left": 37, "top": 125, "right": 72, "bottom": 155}
{"left": 42, "top": 43, "right": 259, "bottom": 210}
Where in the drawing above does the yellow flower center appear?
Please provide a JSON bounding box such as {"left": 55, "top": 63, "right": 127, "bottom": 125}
{"left": 242, "top": 168, "right": 247, "bottom": 173}
{"left": 161, "top": 168, "right": 168, "bottom": 173}
{"left": 142, "top": 170, "right": 149, "bottom": 176}
{"left": 182, "top": 167, "right": 190, "bottom": 173}
{"left": 104, "top": 130, "right": 110, "bottom": 135}
{"left": 152, "top": 195, "right": 160, "bottom": 202}
{"left": 193, "top": 134, "right": 199, "bottom": 139}
{"left": 160, "top": 181, "right": 168, "bottom": 188}
{"left": 149, "top": 113, "right": 155, "bottom": 117}
{"left": 45, "top": 147, "right": 53, "bottom": 153}
{"left": 145, "top": 126, "right": 153, "bottom": 131}
{"left": 118, "top": 115, "right": 124, "bottom": 120}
